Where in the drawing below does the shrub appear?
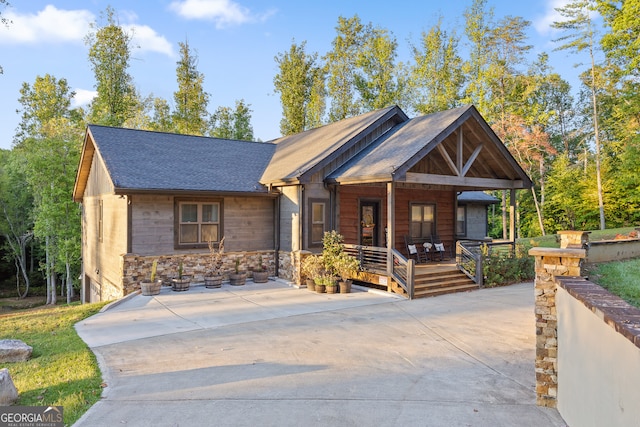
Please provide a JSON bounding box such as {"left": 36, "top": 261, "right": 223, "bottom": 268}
{"left": 482, "top": 243, "right": 534, "bottom": 287}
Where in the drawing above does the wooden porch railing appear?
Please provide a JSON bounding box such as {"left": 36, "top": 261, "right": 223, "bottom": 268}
{"left": 343, "top": 244, "right": 415, "bottom": 299}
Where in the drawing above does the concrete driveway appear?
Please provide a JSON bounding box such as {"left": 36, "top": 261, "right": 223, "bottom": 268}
{"left": 74, "top": 281, "right": 566, "bottom": 427}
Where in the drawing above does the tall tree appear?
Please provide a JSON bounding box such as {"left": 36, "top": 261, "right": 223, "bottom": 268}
{"left": 173, "top": 40, "right": 210, "bottom": 135}
{"left": 409, "top": 19, "right": 464, "bottom": 114}
{"left": 462, "top": 0, "right": 495, "bottom": 115}
{"left": 210, "top": 100, "right": 254, "bottom": 140}
{"left": 85, "top": 6, "right": 138, "bottom": 127}
{"left": 355, "top": 25, "right": 402, "bottom": 111}
{"left": 149, "top": 97, "right": 174, "bottom": 132}
{"left": 16, "top": 74, "right": 84, "bottom": 304}
{"left": 0, "top": 150, "right": 33, "bottom": 298}
{"left": 552, "top": 0, "right": 606, "bottom": 230}
{"left": 274, "top": 40, "right": 325, "bottom": 135}
{"left": 15, "top": 74, "right": 75, "bottom": 142}
{"left": 325, "top": 15, "right": 368, "bottom": 122}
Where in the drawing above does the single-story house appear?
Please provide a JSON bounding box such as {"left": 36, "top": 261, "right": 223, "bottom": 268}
{"left": 73, "top": 104, "right": 531, "bottom": 302}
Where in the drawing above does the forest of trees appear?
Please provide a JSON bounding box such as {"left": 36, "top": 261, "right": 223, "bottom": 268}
{"left": 1, "top": 0, "right": 638, "bottom": 300}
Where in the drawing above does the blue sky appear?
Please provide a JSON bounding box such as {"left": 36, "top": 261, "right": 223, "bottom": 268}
{"left": 0, "top": 0, "right": 583, "bottom": 150}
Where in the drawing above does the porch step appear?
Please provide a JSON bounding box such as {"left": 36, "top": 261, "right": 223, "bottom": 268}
{"left": 413, "top": 269, "right": 478, "bottom": 298}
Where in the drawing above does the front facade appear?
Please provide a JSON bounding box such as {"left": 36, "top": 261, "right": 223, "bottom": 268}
{"left": 74, "top": 105, "right": 531, "bottom": 302}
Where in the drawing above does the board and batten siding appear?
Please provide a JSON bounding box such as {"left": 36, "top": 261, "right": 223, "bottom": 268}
{"left": 338, "top": 184, "right": 456, "bottom": 253}
{"left": 83, "top": 195, "right": 129, "bottom": 302}
{"left": 278, "top": 185, "right": 301, "bottom": 252}
{"left": 82, "top": 152, "right": 128, "bottom": 302}
{"left": 464, "top": 205, "right": 488, "bottom": 239}
{"left": 130, "top": 194, "right": 275, "bottom": 256}
{"left": 84, "top": 151, "right": 114, "bottom": 197}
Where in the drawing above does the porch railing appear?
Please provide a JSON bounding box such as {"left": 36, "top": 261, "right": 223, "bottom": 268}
{"left": 343, "top": 244, "right": 387, "bottom": 274}
{"left": 456, "top": 241, "right": 483, "bottom": 287}
{"left": 391, "top": 249, "right": 415, "bottom": 299}
{"left": 456, "top": 240, "right": 517, "bottom": 288}
{"left": 343, "top": 244, "right": 415, "bottom": 299}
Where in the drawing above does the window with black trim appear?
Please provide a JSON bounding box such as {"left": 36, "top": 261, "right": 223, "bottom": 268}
{"left": 176, "top": 200, "right": 222, "bottom": 247}
{"left": 410, "top": 203, "right": 435, "bottom": 239}
{"left": 308, "top": 198, "right": 329, "bottom": 247}
{"left": 456, "top": 205, "right": 467, "bottom": 236}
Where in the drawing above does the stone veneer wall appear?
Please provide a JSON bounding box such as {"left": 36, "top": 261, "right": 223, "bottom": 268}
{"left": 530, "top": 229, "right": 640, "bottom": 422}
{"left": 529, "top": 246, "right": 586, "bottom": 407}
{"left": 122, "top": 251, "right": 276, "bottom": 295}
{"left": 277, "top": 250, "right": 310, "bottom": 286}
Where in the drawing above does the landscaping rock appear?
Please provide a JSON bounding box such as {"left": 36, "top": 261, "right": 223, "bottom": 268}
{"left": 0, "top": 368, "right": 19, "bottom": 405}
{"left": 0, "top": 339, "right": 33, "bottom": 363}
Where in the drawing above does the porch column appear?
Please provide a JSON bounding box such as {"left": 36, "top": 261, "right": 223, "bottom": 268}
{"left": 386, "top": 181, "right": 395, "bottom": 275}
{"left": 510, "top": 188, "right": 516, "bottom": 242}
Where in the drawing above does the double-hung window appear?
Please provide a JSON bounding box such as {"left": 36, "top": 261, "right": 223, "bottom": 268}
{"left": 308, "top": 198, "right": 329, "bottom": 248}
{"left": 177, "top": 200, "right": 221, "bottom": 247}
{"left": 410, "top": 203, "right": 435, "bottom": 239}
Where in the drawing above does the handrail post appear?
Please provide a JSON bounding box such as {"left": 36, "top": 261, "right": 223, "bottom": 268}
{"left": 407, "top": 259, "right": 415, "bottom": 299}
{"left": 475, "top": 252, "right": 483, "bottom": 288}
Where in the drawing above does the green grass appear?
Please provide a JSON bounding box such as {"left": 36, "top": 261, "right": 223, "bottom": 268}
{"left": 588, "top": 259, "right": 640, "bottom": 309}
{"left": 0, "top": 301, "right": 108, "bottom": 426}
{"left": 521, "top": 226, "right": 639, "bottom": 248}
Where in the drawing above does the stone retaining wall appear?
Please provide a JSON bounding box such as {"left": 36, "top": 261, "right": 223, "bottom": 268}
{"left": 122, "top": 251, "right": 276, "bottom": 295}
{"left": 530, "top": 236, "right": 640, "bottom": 426}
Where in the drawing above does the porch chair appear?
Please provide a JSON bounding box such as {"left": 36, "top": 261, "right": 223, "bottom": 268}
{"left": 404, "top": 235, "right": 426, "bottom": 263}
{"left": 430, "top": 234, "right": 451, "bottom": 261}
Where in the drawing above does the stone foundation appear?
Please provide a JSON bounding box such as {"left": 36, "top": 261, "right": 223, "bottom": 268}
{"left": 122, "top": 251, "right": 276, "bottom": 295}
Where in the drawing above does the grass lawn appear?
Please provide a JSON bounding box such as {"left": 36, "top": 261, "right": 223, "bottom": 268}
{"left": 0, "top": 301, "right": 108, "bottom": 426}
{"left": 587, "top": 259, "right": 640, "bottom": 309}
{"left": 522, "top": 226, "right": 640, "bottom": 308}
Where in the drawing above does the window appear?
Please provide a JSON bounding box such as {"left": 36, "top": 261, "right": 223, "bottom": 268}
{"left": 456, "top": 206, "right": 467, "bottom": 236}
{"left": 308, "top": 198, "right": 329, "bottom": 248}
{"left": 311, "top": 202, "right": 325, "bottom": 244}
{"left": 410, "top": 203, "right": 435, "bottom": 239}
{"left": 177, "top": 200, "right": 221, "bottom": 247}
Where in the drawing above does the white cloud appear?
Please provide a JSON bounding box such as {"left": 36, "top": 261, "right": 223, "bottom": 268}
{"left": 72, "top": 88, "right": 97, "bottom": 107}
{"left": 124, "top": 24, "right": 175, "bottom": 57}
{"left": 0, "top": 5, "right": 93, "bottom": 44}
{"left": 533, "top": 0, "right": 600, "bottom": 35}
{"left": 0, "top": 5, "right": 174, "bottom": 57}
{"left": 169, "top": 0, "right": 269, "bottom": 29}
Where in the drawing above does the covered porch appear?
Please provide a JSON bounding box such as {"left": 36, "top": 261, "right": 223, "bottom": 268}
{"left": 327, "top": 106, "right": 531, "bottom": 298}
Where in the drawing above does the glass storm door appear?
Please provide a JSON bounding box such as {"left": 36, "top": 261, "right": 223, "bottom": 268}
{"left": 360, "top": 201, "right": 379, "bottom": 247}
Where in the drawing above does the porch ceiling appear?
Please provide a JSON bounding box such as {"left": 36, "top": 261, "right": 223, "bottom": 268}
{"left": 327, "top": 105, "right": 532, "bottom": 191}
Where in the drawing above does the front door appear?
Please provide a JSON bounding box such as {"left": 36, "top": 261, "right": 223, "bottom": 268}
{"left": 360, "top": 201, "right": 379, "bottom": 247}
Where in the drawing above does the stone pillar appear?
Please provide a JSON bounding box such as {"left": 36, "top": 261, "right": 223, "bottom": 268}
{"left": 558, "top": 230, "right": 590, "bottom": 249}
{"left": 528, "top": 247, "right": 586, "bottom": 408}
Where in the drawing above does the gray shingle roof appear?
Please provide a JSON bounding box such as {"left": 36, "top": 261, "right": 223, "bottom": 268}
{"left": 261, "top": 106, "right": 403, "bottom": 184}
{"left": 457, "top": 191, "right": 499, "bottom": 204}
{"left": 88, "top": 125, "right": 276, "bottom": 193}
{"left": 328, "top": 105, "right": 473, "bottom": 182}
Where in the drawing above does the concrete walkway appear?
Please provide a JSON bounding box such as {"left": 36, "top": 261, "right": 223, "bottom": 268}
{"left": 74, "top": 281, "right": 566, "bottom": 427}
